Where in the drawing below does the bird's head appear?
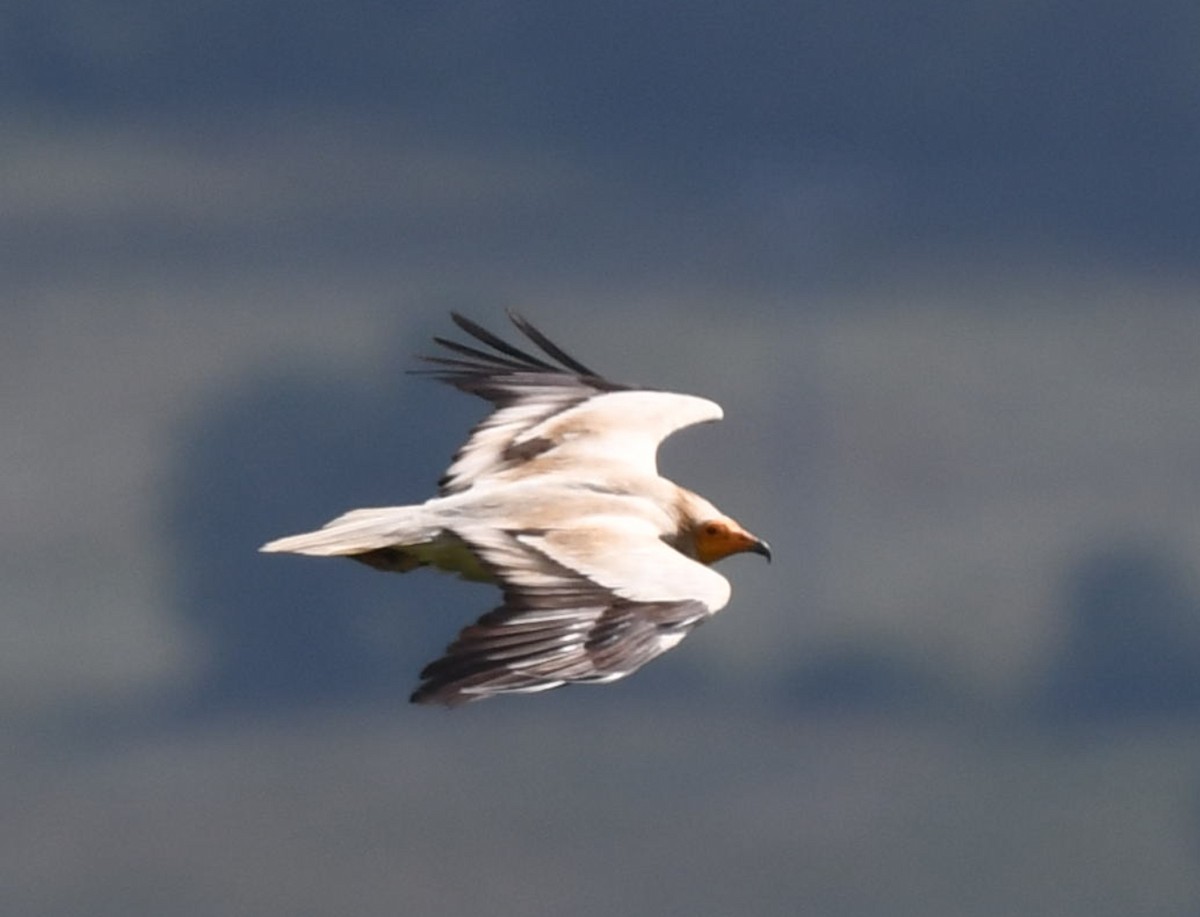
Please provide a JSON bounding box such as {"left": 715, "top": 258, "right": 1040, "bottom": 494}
{"left": 693, "top": 517, "right": 772, "bottom": 566}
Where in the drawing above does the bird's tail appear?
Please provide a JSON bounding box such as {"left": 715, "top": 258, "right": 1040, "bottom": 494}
{"left": 260, "top": 506, "right": 434, "bottom": 571}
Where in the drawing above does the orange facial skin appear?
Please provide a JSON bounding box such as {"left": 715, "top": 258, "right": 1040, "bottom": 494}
{"left": 693, "top": 518, "right": 772, "bottom": 566}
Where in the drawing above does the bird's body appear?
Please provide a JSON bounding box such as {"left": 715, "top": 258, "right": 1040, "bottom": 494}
{"left": 261, "top": 313, "right": 769, "bottom": 705}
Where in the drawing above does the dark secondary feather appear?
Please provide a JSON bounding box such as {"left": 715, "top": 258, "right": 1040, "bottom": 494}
{"left": 410, "top": 531, "right": 708, "bottom": 706}
{"left": 413, "top": 311, "right": 632, "bottom": 495}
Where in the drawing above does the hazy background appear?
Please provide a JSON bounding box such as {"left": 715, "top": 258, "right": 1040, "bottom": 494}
{"left": 5, "top": 2, "right": 1200, "bottom": 914}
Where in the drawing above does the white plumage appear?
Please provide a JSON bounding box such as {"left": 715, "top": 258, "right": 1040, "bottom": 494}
{"left": 261, "top": 312, "right": 769, "bottom": 705}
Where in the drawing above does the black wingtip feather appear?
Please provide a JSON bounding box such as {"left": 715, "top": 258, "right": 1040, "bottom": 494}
{"left": 506, "top": 309, "right": 601, "bottom": 377}
{"left": 448, "top": 312, "right": 559, "bottom": 370}
{"left": 412, "top": 312, "right": 627, "bottom": 400}
{"left": 428, "top": 337, "right": 533, "bottom": 370}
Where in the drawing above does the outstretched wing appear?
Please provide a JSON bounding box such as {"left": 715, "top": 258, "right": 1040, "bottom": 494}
{"left": 418, "top": 312, "right": 723, "bottom": 494}
{"left": 410, "top": 519, "right": 732, "bottom": 705}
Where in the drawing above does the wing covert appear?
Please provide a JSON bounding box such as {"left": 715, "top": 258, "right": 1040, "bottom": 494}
{"left": 416, "top": 312, "right": 722, "bottom": 493}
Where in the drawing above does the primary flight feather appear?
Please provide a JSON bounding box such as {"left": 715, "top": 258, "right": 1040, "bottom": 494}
{"left": 261, "top": 312, "right": 770, "bottom": 705}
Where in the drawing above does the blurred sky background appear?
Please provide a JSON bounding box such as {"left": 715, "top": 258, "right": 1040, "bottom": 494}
{"left": 5, "top": 2, "right": 1200, "bottom": 914}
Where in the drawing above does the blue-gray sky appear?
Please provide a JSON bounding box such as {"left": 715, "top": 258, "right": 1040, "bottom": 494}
{"left": 4, "top": 3, "right": 1200, "bottom": 914}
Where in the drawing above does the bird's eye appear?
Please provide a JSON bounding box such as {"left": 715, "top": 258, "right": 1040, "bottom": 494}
{"left": 703, "top": 523, "right": 721, "bottom": 537}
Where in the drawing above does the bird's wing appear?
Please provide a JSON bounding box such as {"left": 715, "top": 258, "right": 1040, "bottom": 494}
{"left": 418, "top": 312, "right": 723, "bottom": 494}
{"left": 410, "top": 517, "right": 732, "bottom": 705}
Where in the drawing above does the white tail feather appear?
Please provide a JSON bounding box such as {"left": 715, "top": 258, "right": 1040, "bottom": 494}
{"left": 259, "top": 506, "right": 429, "bottom": 557}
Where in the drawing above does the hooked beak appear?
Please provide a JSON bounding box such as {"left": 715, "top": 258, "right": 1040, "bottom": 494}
{"left": 749, "top": 537, "right": 772, "bottom": 563}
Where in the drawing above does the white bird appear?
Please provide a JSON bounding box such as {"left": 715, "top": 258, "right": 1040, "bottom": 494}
{"left": 261, "top": 312, "right": 770, "bottom": 705}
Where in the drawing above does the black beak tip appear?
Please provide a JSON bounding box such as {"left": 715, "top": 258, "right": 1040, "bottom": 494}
{"left": 753, "top": 539, "right": 772, "bottom": 563}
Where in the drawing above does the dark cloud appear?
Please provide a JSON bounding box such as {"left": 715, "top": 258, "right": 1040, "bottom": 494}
{"left": 4, "top": 1, "right": 1197, "bottom": 253}
{"left": 1039, "top": 544, "right": 1200, "bottom": 719}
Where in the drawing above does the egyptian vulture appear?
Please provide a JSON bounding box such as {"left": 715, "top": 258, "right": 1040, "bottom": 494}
{"left": 261, "top": 312, "right": 770, "bottom": 705}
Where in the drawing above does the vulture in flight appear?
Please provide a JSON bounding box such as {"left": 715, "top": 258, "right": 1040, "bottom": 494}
{"left": 262, "top": 312, "right": 770, "bottom": 705}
